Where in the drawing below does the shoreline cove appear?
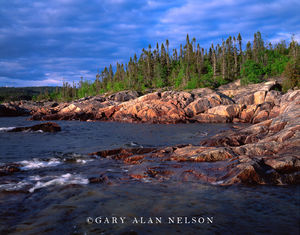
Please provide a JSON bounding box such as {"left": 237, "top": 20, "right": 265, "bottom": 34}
{"left": 86, "top": 216, "right": 214, "bottom": 225}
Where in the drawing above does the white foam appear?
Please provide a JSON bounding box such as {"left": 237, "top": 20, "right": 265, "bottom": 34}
{"left": 23, "top": 129, "right": 44, "bottom": 133}
{"left": 211, "top": 180, "right": 225, "bottom": 185}
{"left": 141, "top": 178, "right": 152, "bottom": 183}
{"left": 196, "top": 131, "right": 208, "bottom": 137}
{"left": 76, "top": 159, "right": 94, "bottom": 164}
{"left": 28, "top": 175, "right": 43, "bottom": 181}
{"left": 0, "top": 127, "right": 15, "bottom": 132}
{"left": 0, "top": 173, "right": 89, "bottom": 193}
{"left": 29, "top": 173, "right": 89, "bottom": 193}
{"left": 0, "top": 181, "right": 31, "bottom": 192}
{"left": 20, "top": 158, "right": 61, "bottom": 170}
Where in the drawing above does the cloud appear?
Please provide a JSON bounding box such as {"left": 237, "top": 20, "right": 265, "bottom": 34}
{"left": 0, "top": 77, "right": 63, "bottom": 87}
{"left": 155, "top": 0, "right": 300, "bottom": 46}
{"left": 0, "top": 0, "right": 299, "bottom": 86}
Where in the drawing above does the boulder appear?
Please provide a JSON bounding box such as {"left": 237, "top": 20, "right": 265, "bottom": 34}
{"left": 265, "top": 90, "right": 282, "bottom": 105}
{"left": 59, "top": 104, "right": 81, "bottom": 114}
{"left": 206, "top": 104, "right": 241, "bottom": 120}
{"left": 184, "top": 93, "right": 234, "bottom": 117}
{"left": 108, "top": 90, "right": 139, "bottom": 102}
{"left": 254, "top": 91, "right": 266, "bottom": 105}
{"left": 240, "top": 104, "right": 256, "bottom": 122}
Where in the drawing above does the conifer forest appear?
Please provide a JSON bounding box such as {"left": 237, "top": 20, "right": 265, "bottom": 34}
{"left": 36, "top": 31, "right": 299, "bottom": 101}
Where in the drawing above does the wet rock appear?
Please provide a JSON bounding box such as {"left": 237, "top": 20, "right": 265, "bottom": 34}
{"left": 0, "top": 164, "right": 21, "bottom": 176}
{"left": 264, "top": 155, "right": 300, "bottom": 174}
{"left": 146, "top": 167, "right": 174, "bottom": 179}
{"left": 170, "top": 146, "right": 235, "bottom": 162}
{"left": 89, "top": 174, "right": 110, "bottom": 184}
{"left": 89, "top": 148, "right": 156, "bottom": 160}
{"left": 8, "top": 122, "right": 61, "bottom": 132}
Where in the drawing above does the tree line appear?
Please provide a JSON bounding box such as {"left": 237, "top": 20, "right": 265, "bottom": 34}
{"left": 36, "top": 31, "right": 299, "bottom": 101}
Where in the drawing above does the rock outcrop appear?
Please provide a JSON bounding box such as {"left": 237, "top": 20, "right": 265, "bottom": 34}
{"left": 86, "top": 88, "right": 299, "bottom": 186}
{"left": 24, "top": 80, "right": 288, "bottom": 125}
{"left": 29, "top": 88, "right": 236, "bottom": 123}
{"left": 0, "top": 103, "right": 30, "bottom": 117}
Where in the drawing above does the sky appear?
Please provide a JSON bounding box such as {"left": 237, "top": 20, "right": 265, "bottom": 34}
{"left": 0, "top": 0, "right": 299, "bottom": 87}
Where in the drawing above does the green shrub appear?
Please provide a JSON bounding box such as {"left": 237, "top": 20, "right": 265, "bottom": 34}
{"left": 153, "top": 76, "right": 164, "bottom": 88}
{"left": 174, "top": 67, "right": 184, "bottom": 88}
{"left": 270, "top": 56, "right": 289, "bottom": 76}
{"left": 212, "top": 76, "right": 229, "bottom": 88}
{"left": 185, "top": 75, "right": 198, "bottom": 89}
{"left": 113, "top": 81, "right": 125, "bottom": 92}
{"left": 241, "top": 60, "right": 264, "bottom": 85}
{"left": 282, "top": 57, "right": 300, "bottom": 92}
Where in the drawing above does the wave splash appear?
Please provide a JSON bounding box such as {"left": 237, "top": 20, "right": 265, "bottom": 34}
{"left": 0, "top": 173, "right": 89, "bottom": 193}
{"left": 28, "top": 173, "right": 89, "bottom": 192}
{"left": 0, "top": 127, "right": 15, "bottom": 132}
{"left": 19, "top": 158, "right": 61, "bottom": 170}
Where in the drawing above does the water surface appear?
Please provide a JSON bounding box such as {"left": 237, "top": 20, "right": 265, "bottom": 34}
{"left": 0, "top": 117, "right": 299, "bottom": 234}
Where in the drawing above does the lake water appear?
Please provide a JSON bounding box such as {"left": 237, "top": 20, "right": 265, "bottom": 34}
{"left": 0, "top": 117, "right": 299, "bottom": 234}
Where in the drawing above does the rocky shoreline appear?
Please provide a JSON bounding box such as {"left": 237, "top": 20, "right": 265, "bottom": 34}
{"left": 1, "top": 79, "right": 299, "bottom": 185}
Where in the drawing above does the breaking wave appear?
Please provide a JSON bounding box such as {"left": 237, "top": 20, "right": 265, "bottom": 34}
{"left": 19, "top": 158, "right": 61, "bottom": 170}
{"left": 0, "top": 127, "right": 15, "bottom": 132}
{"left": 0, "top": 173, "right": 89, "bottom": 193}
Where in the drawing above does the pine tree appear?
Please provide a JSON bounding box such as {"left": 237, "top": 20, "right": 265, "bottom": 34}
{"left": 180, "top": 44, "right": 183, "bottom": 62}
{"left": 246, "top": 41, "right": 252, "bottom": 61}
{"left": 166, "top": 39, "right": 170, "bottom": 73}
{"left": 108, "top": 64, "right": 114, "bottom": 82}
{"left": 221, "top": 40, "right": 226, "bottom": 80}
{"left": 212, "top": 43, "right": 217, "bottom": 79}
{"left": 233, "top": 36, "right": 238, "bottom": 79}
{"left": 237, "top": 33, "right": 243, "bottom": 63}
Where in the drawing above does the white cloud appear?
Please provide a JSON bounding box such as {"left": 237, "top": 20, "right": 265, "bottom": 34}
{"left": 151, "top": 0, "right": 300, "bottom": 49}
{"left": 269, "top": 32, "right": 300, "bottom": 44}
{"left": 0, "top": 77, "right": 62, "bottom": 87}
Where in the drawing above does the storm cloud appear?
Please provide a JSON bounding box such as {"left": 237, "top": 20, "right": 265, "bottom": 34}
{"left": 0, "top": 0, "right": 299, "bottom": 86}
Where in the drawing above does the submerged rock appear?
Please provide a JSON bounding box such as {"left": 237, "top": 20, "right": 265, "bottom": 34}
{"left": 8, "top": 122, "right": 61, "bottom": 133}
{"left": 0, "top": 164, "right": 22, "bottom": 176}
